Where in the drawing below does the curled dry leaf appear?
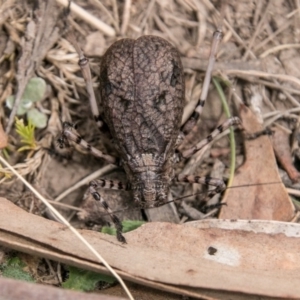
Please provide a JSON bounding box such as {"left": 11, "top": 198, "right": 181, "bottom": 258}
{"left": 220, "top": 104, "right": 295, "bottom": 221}
{"left": 271, "top": 126, "right": 300, "bottom": 183}
{"left": 0, "top": 197, "right": 300, "bottom": 299}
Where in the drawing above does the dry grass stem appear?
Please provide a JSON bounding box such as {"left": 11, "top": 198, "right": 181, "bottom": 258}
{"left": 120, "top": 0, "right": 131, "bottom": 35}
{"left": 55, "top": 0, "right": 115, "bottom": 37}
{"left": 54, "top": 165, "right": 117, "bottom": 202}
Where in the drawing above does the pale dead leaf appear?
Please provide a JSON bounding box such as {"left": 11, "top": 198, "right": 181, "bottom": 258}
{"left": 220, "top": 104, "right": 295, "bottom": 220}
{"left": 84, "top": 31, "right": 106, "bottom": 57}
{"left": 0, "top": 197, "right": 300, "bottom": 299}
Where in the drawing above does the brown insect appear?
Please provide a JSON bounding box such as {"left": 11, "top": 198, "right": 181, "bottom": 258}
{"left": 59, "top": 24, "right": 240, "bottom": 243}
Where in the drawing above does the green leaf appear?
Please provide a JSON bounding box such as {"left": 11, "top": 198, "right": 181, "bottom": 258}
{"left": 22, "top": 77, "right": 46, "bottom": 103}
{"left": 6, "top": 96, "right": 31, "bottom": 115}
{"left": 5, "top": 77, "right": 46, "bottom": 115}
{"left": 62, "top": 266, "right": 115, "bottom": 291}
{"left": 101, "top": 220, "right": 145, "bottom": 236}
{"left": 0, "top": 257, "right": 34, "bottom": 282}
{"left": 27, "top": 108, "right": 47, "bottom": 129}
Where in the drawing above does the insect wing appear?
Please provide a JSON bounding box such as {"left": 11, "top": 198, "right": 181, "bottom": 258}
{"left": 100, "top": 36, "right": 184, "bottom": 162}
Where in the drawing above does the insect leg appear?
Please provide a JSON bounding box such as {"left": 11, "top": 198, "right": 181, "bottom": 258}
{"left": 180, "top": 117, "right": 241, "bottom": 159}
{"left": 90, "top": 179, "right": 129, "bottom": 191}
{"left": 173, "top": 3, "right": 242, "bottom": 159}
{"left": 89, "top": 179, "right": 129, "bottom": 243}
{"left": 66, "top": 32, "right": 106, "bottom": 131}
{"left": 58, "top": 122, "right": 118, "bottom": 165}
{"left": 180, "top": 11, "right": 225, "bottom": 135}
{"left": 176, "top": 174, "right": 226, "bottom": 195}
{"left": 246, "top": 127, "right": 273, "bottom": 140}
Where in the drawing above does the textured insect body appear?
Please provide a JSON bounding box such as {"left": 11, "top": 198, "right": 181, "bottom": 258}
{"left": 60, "top": 29, "right": 239, "bottom": 243}
{"left": 99, "top": 36, "right": 185, "bottom": 207}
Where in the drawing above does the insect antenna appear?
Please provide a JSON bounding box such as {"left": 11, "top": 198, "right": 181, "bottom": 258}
{"left": 89, "top": 181, "right": 284, "bottom": 223}
{"left": 149, "top": 181, "right": 284, "bottom": 212}
{"left": 226, "top": 181, "right": 282, "bottom": 190}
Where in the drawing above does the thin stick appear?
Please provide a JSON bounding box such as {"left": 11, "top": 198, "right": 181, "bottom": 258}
{"left": 224, "top": 69, "right": 300, "bottom": 88}
{"left": 56, "top": 0, "right": 115, "bottom": 37}
{"left": 120, "top": 0, "right": 131, "bottom": 35}
{"left": 91, "top": 0, "right": 119, "bottom": 32}
{"left": 66, "top": 32, "right": 104, "bottom": 129}
{"left": 0, "top": 154, "right": 134, "bottom": 300}
{"left": 260, "top": 43, "right": 300, "bottom": 58}
{"left": 46, "top": 200, "right": 84, "bottom": 211}
{"left": 253, "top": 19, "right": 292, "bottom": 52}
{"left": 54, "top": 165, "right": 117, "bottom": 202}
{"left": 242, "top": 2, "right": 271, "bottom": 61}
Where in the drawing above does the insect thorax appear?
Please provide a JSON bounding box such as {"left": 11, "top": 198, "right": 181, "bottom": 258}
{"left": 124, "top": 153, "right": 173, "bottom": 207}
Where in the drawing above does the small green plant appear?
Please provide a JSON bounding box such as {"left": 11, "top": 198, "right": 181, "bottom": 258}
{"left": 0, "top": 163, "right": 11, "bottom": 179}
{"left": 62, "top": 221, "right": 144, "bottom": 291}
{"left": 15, "top": 118, "right": 37, "bottom": 152}
{"left": 101, "top": 220, "right": 145, "bottom": 236}
{"left": 62, "top": 266, "right": 115, "bottom": 291}
{"left": 0, "top": 256, "right": 34, "bottom": 282}
{"left": 6, "top": 77, "right": 48, "bottom": 128}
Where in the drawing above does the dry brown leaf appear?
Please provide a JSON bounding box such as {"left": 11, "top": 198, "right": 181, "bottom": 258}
{"left": 0, "top": 197, "right": 300, "bottom": 299}
{"left": 220, "top": 104, "right": 295, "bottom": 220}
{"left": 0, "top": 121, "right": 8, "bottom": 149}
{"left": 272, "top": 126, "right": 300, "bottom": 183}
{"left": 0, "top": 277, "right": 125, "bottom": 300}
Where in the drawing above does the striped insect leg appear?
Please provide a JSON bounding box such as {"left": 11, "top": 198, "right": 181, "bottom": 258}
{"left": 89, "top": 179, "right": 129, "bottom": 243}
{"left": 181, "top": 117, "right": 241, "bottom": 159}
{"left": 59, "top": 122, "right": 117, "bottom": 164}
{"left": 176, "top": 174, "right": 226, "bottom": 194}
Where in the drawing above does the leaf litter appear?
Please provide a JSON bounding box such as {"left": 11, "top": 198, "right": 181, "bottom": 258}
{"left": 0, "top": 197, "right": 300, "bottom": 299}
{"left": 0, "top": 0, "right": 300, "bottom": 299}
